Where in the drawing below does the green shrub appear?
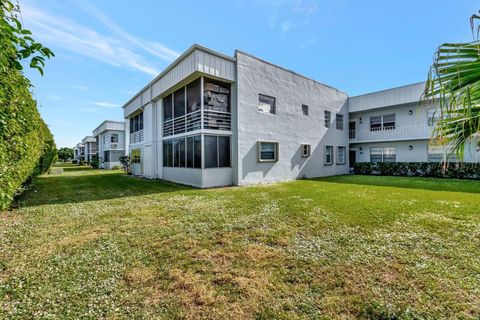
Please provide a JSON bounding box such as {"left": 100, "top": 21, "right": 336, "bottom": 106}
{"left": 90, "top": 156, "right": 100, "bottom": 169}
{"left": 0, "top": 1, "right": 55, "bottom": 209}
{"left": 353, "top": 162, "right": 480, "bottom": 180}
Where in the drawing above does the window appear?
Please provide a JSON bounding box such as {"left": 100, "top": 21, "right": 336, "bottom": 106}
{"left": 336, "top": 114, "right": 344, "bottom": 130}
{"left": 325, "top": 146, "right": 333, "bottom": 165}
{"left": 325, "top": 111, "right": 331, "bottom": 128}
{"left": 258, "top": 142, "right": 278, "bottom": 162}
{"left": 131, "top": 149, "right": 141, "bottom": 164}
{"left": 383, "top": 114, "right": 395, "bottom": 130}
{"left": 130, "top": 112, "right": 144, "bottom": 133}
{"left": 370, "top": 147, "right": 396, "bottom": 163}
{"left": 163, "top": 94, "right": 173, "bottom": 121}
{"left": 162, "top": 135, "right": 226, "bottom": 169}
{"left": 370, "top": 114, "right": 396, "bottom": 131}
{"left": 110, "top": 133, "right": 118, "bottom": 143}
{"left": 174, "top": 87, "right": 186, "bottom": 118}
{"left": 302, "top": 144, "right": 311, "bottom": 157}
{"left": 204, "top": 135, "right": 231, "bottom": 168}
{"left": 218, "top": 136, "right": 231, "bottom": 167}
{"left": 337, "top": 146, "right": 346, "bottom": 164}
{"left": 428, "top": 144, "right": 458, "bottom": 162}
{"left": 258, "top": 94, "right": 276, "bottom": 114}
{"left": 103, "top": 135, "right": 108, "bottom": 144}
{"left": 187, "top": 78, "right": 201, "bottom": 113}
{"left": 204, "top": 136, "right": 218, "bottom": 168}
{"left": 302, "top": 105, "right": 309, "bottom": 116}
{"left": 370, "top": 116, "right": 382, "bottom": 131}
{"left": 204, "top": 79, "right": 230, "bottom": 112}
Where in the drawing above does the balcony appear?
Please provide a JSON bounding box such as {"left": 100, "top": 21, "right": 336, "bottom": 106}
{"left": 349, "top": 123, "right": 432, "bottom": 142}
{"left": 163, "top": 110, "right": 230, "bottom": 137}
{"left": 130, "top": 129, "right": 144, "bottom": 144}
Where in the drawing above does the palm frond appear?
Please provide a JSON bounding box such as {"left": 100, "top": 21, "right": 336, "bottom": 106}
{"left": 423, "top": 13, "right": 480, "bottom": 162}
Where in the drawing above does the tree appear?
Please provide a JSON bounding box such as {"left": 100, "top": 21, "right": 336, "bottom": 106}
{"left": 423, "top": 12, "right": 480, "bottom": 160}
{"left": 57, "top": 147, "right": 74, "bottom": 162}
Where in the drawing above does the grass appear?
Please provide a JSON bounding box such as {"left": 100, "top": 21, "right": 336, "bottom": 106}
{"left": 1, "top": 167, "right": 479, "bottom": 319}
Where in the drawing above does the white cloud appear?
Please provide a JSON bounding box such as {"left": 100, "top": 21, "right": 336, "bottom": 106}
{"left": 73, "top": 85, "right": 88, "bottom": 90}
{"left": 79, "top": 107, "right": 97, "bottom": 113}
{"left": 92, "top": 101, "right": 121, "bottom": 108}
{"left": 20, "top": 2, "right": 177, "bottom": 76}
{"left": 72, "top": 0, "right": 180, "bottom": 62}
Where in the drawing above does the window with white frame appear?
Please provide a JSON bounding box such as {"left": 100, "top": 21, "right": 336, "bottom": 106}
{"left": 302, "top": 144, "right": 311, "bottom": 157}
{"left": 325, "top": 145, "right": 333, "bottom": 165}
{"left": 370, "top": 147, "right": 396, "bottom": 163}
{"left": 427, "top": 107, "right": 441, "bottom": 127}
{"left": 129, "top": 112, "right": 143, "bottom": 133}
{"left": 325, "top": 111, "right": 331, "bottom": 128}
{"left": 427, "top": 144, "right": 458, "bottom": 162}
{"left": 103, "top": 135, "right": 108, "bottom": 144}
{"left": 131, "top": 148, "right": 141, "bottom": 164}
{"left": 337, "top": 146, "right": 346, "bottom": 164}
{"left": 370, "top": 114, "right": 395, "bottom": 131}
{"left": 302, "top": 105, "right": 309, "bottom": 116}
{"left": 258, "top": 141, "right": 278, "bottom": 162}
{"left": 110, "top": 133, "right": 118, "bottom": 143}
{"left": 336, "top": 114, "right": 344, "bottom": 130}
{"left": 258, "top": 94, "right": 276, "bottom": 114}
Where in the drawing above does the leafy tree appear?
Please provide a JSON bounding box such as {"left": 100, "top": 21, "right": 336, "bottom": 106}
{"left": 0, "top": 0, "right": 55, "bottom": 209}
{"left": 57, "top": 147, "right": 74, "bottom": 162}
{"left": 423, "top": 12, "right": 480, "bottom": 160}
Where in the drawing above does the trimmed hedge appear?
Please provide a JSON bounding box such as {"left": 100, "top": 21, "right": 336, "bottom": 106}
{"left": 0, "top": 13, "right": 56, "bottom": 209}
{"left": 354, "top": 162, "right": 480, "bottom": 180}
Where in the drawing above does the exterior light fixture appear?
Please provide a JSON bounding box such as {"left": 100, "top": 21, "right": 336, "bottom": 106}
{"left": 408, "top": 110, "right": 413, "bottom": 115}
{"left": 409, "top": 145, "right": 413, "bottom": 150}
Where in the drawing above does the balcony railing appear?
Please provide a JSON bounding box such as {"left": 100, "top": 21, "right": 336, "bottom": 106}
{"left": 350, "top": 124, "right": 432, "bottom": 142}
{"left": 130, "top": 129, "right": 144, "bottom": 144}
{"left": 163, "top": 109, "right": 231, "bottom": 137}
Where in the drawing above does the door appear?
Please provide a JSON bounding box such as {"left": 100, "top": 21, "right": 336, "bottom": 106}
{"left": 349, "top": 150, "right": 356, "bottom": 168}
{"left": 349, "top": 121, "right": 356, "bottom": 140}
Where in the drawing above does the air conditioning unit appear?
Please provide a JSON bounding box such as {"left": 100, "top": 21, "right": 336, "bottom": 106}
{"left": 110, "top": 143, "right": 118, "bottom": 149}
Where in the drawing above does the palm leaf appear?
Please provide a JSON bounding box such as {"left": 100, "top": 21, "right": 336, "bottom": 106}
{"left": 423, "top": 13, "right": 480, "bottom": 162}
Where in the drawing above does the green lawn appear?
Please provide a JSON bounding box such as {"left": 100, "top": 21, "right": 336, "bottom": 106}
{"left": 1, "top": 167, "right": 479, "bottom": 319}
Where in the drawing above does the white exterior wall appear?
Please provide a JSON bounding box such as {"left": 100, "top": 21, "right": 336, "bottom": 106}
{"left": 349, "top": 103, "right": 433, "bottom": 143}
{"left": 235, "top": 51, "right": 349, "bottom": 185}
{"left": 352, "top": 140, "right": 429, "bottom": 163}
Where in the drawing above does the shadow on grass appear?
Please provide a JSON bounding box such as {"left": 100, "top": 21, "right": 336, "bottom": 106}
{"left": 17, "top": 167, "right": 193, "bottom": 207}
{"left": 312, "top": 174, "right": 480, "bottom": 194}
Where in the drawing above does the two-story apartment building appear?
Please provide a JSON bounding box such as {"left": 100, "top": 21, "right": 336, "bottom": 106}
{"left": 122, "top": 44, "right": 349, "bottom": 187}
{"left": 81, "top": 136, "right": 97, "bottom": 163}
{"left": 122, "top": 44, "right": 478, "bottom": 188}
{"left": 73, "top": 143, "right": 84, "bottom": 162}
{"left": 348, "top": 83, "right": 479, "bottom": 165}
{"left": 92, "top": 120, "right": 126, "bottom": 169}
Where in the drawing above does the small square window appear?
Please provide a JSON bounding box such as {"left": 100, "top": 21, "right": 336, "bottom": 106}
{"left": 111, "top": 133, "right": 119, "bottom": 143}
{"left": 258, "top": 94, "right": 276, "bottom": 114}
{"left": 302, "top": 144, "right": 311, "bottom": 157}
{"left": 302, "top": 105, "right": 309, "bottom": 116}
{"left": 325, "top": 111, "right": 331, "bottom": 128}
{"left": 325, "top": 145, "right": 333, "bottom": 165}
{"left": 258, "top": 141, "right": 278, "bottom": 162}
{"left": 336, "top": 114, "right": 344, "bottom": 130}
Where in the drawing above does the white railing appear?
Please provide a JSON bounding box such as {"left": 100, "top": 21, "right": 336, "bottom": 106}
{"left": 163, "top": 110, "right": 230, "bottom": 137}
{"left": 350, "top": 124, "right": 432, "bottom": 142}
{"left": 130, "top": 129, "right": 144, "bottom": 144}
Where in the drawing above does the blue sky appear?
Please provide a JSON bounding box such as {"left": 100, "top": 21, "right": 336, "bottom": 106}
{"left": 20, "top": 0, "right": 479, "bottom": 147}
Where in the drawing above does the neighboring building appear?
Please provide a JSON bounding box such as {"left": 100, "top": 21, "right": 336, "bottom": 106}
{"left": 348, "top": 83, "right": 479, "bottom": 165}
{"left": 92, "top": 120, "right": 126, "bottom": 169}
{"left": 73, "top": 143, "right": 85, "bottom": 162}
{"left": 81, "top": 136, "right": 97, "bottom": 163}
{"left": 121, "top": 44, "right": 479, "bottom": 188}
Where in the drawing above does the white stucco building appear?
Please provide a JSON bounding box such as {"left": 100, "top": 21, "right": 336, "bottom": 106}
{"left": 92, "top": 120, "right": 126, "bottom": 169}
{"left": 73, "top": 143, "right": 84, "bottom": 162}
{"left": 81, "top": 136, "right": 97, "bottom": 163}
{"left": 121, "top": 44, "right": 479, "bottom": 188}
